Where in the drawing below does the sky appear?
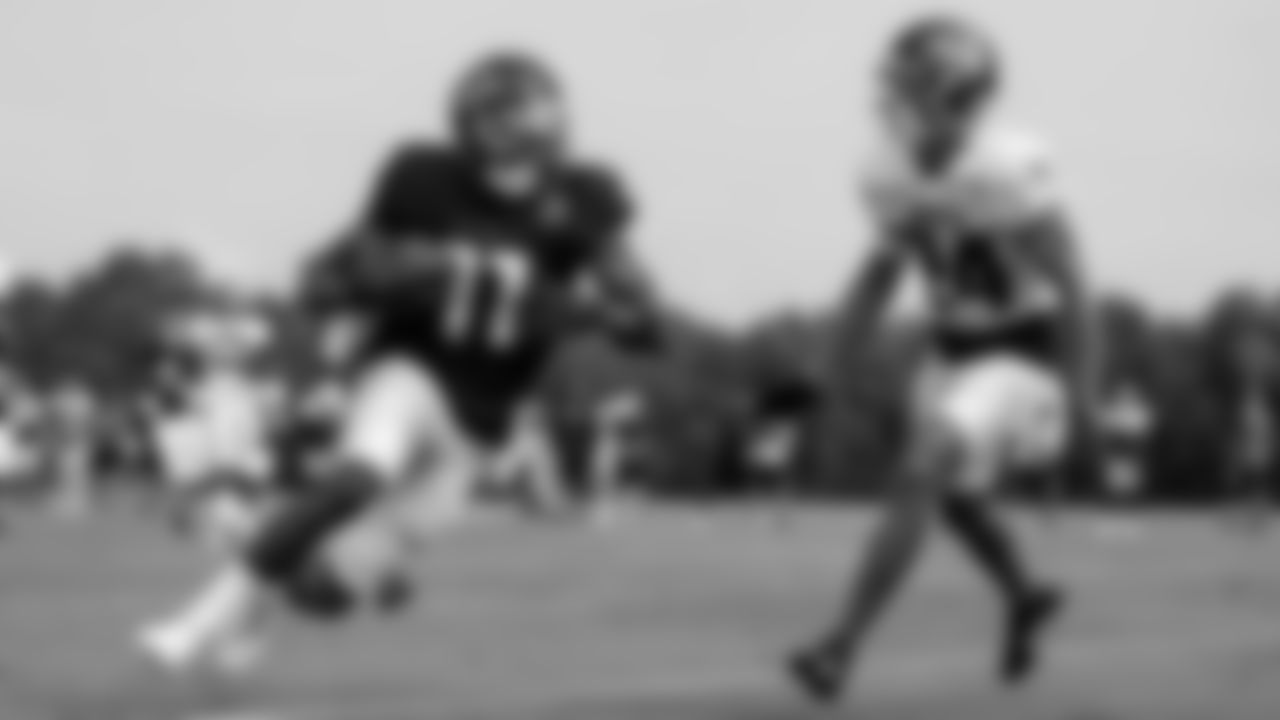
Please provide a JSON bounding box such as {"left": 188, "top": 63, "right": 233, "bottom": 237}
{"left": 0, "top": 0, "right": 1276, "bottom": 327}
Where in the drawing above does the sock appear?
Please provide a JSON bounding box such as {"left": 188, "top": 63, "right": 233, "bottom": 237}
{"left": 156, "top": 563, "right": 261, "bottom": 661}
{"left": 942, "top": 493, "right": 1032, "bottom": 600}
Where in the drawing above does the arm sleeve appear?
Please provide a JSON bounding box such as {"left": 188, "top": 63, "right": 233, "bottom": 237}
{"left": 570, "top": 169, "right": 661, "bottom": 348}
{"left": 993, "top": 133, "right": 1061, "bottom": 223}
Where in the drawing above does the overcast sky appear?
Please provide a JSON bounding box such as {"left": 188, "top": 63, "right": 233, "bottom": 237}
{"left": 0, "top": 0, "right": 1276, "bottom": 326}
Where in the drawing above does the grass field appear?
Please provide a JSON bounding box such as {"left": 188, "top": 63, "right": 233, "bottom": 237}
{"left": 2, "top": 504, "right": 1280, "bottom": 719}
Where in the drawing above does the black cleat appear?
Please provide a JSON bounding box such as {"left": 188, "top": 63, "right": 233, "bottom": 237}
{"left": 1001, "top": 585, "right": 1065, "bottom": 684}
{"left": 284, "top": 564, "right": 355, "bottom": 621}
{"left": 374, "top": 573, "right": 416, "bottom": 615}
{"left": 786, "top": 643, "right": 847, "bottom": 704}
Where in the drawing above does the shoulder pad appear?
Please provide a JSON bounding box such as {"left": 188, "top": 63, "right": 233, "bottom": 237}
{"left": 363, "top": 140, "right": 462, "bottom": 232}
{"left": 856, "top": 137, "right": 917, "bottom": 226}
{"left": 379, "top": 140, "right": 460, "bottom": 185}
{"left": 964, "top": 124, "right": 1059, "bottom": 219}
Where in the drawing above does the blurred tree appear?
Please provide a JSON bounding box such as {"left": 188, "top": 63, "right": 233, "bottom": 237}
{"left": 1, "top": 246, "right": 215, "bottom": 395}
{"left": 0, "top": 236, "right": 1267, "bottom": 506}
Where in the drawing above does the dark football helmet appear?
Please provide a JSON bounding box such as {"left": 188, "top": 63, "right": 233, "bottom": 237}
{"left": 450, "top": 51, "right": 568, "bottom": 193}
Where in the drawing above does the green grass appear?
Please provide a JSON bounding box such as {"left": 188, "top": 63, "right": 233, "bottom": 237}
{"left": 1, "top": 504, "right": 1280, "bottom": 719}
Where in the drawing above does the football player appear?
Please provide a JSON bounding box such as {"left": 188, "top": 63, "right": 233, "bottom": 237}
{"left": 156, "top": 309, "right": 279, "bottom": 554}
{"left": 137, "top": 50, "right": 659, "bottom": 674}
{"left": 787, "top": 14, "right": 1098, "bottom": 702}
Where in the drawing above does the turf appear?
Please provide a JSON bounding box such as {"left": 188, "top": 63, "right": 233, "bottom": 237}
{"left": 1, "top": 504, "right": 1279, "bottom": 720}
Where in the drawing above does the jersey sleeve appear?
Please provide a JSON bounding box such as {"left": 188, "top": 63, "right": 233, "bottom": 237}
{"left": 565, "top": 166, "right": 640, "bottom": 290}
{"left": 361, "top": 144, "right": 420, "bottom": 232}
{"left": 571, "top": 164, "right": 634, "bottom": 252}
{"left": 360, "top": 142, "right": 456, "bottom": 235}
{"left": 564, "top": 166, "right": 660, "bottom": 346}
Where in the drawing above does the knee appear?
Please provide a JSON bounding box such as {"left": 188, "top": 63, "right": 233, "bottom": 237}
{"left": 904, "top": 418, "right": 962, "bottom": 481}
{"left": 245, "top": 460, "right": 382, "bottom": 585}
{"left": 906, "top": 417, "right": 998, "bottom": 496}
{"left": 285, "top": 513, "right": 416, "bottom": 620}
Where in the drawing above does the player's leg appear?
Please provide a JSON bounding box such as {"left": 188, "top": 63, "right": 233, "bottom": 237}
{"left": 192, "top": 442, "right": 282, "bottom": 666}
{"left": 138, "top": 355, "right": 429, "bottom": 671}
{"left": 322, "top": 380, "right": 482, "bottom": 611}
{"left": 936, "top": 356, "right": 1067, "bottom": 682}
{"left": 246, "top": 354, "right": 447, "bottom": 616}
{"left": 1227, "top": 455, "right": 1272, "bottom": 533}
{"left": 140, "top": 408, "right": 255, "bottom": 671}
{"left": 787, "top": 363, "right": 958, "bottom": 702}
{"left": 516, "top": 413, "right": 571, "bottom": 518}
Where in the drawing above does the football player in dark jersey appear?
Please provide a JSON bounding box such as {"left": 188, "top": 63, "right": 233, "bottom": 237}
{"left": 138, "top": 50, "right": 659, "bottom": 675}
{"left": 787, "top": 14, "right": 1098, "bottom": 703}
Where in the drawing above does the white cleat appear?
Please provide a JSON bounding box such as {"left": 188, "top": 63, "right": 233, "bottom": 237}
{"left": 136, "top": 622, "right": 202, "bottom": 675}
{"left": 138, "top": 621, "right": 264, "bottom": 680}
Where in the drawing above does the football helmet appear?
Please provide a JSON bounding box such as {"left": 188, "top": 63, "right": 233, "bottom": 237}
{"left": 880, "top": 14, "right": 1001, "bottom": 150}
{"left": 450, "top": 50, "right": 568, "bottom": 193}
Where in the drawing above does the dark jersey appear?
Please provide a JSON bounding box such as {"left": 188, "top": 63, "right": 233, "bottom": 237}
{"left": 326, "top": 143, "right": 631, "bottom": 443}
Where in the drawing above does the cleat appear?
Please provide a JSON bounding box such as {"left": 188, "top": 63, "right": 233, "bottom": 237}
{"left": 137, "top": 623, "right": 200, "bottom": 675}
{"left": 138, "top": 622, "right": 262, "bottom": 679}
{"left": 284, "top": 565, "right": 355, "bottom": 621}
{"left": 785, "top": 643, "right": 847, "bottom": 704}
{"left": 1001, "top": 585, "right": 1065, "bottom": 684}
{"left": 374, "top": 573, "right": 416, "bottom": 615}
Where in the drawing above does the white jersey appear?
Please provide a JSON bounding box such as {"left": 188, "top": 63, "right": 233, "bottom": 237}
{"left": 861, "top": 122, "right": 1064, "bottom": 340}
{"left": 159, "top": 370, "right": 275, "bottom": 487}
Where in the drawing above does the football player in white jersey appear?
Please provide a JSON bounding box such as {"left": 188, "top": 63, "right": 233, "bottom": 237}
{"left": 788, "top": 14, "right": 1099, "bottom": 702}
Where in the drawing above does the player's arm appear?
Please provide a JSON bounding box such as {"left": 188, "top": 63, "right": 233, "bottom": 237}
{"left": 1004, "top": 139, "right": 1101, "bottom": 445}
{"left": 572, "top": 240, "right": 663, "bottom": 350}
{"left": 1023, "top": 208, "right": 1100, "bottom": 437}
{"left": 567, "top": 168, "right": 663, "bottom": 350}
{"left": 828, "top": 229, "right": 909, "bottom": 380}
{"left": 828, "top": 158, "right": 917, "bottom": 378}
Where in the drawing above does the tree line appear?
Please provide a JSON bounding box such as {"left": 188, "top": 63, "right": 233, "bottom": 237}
{"left": 0, "top": 245, "right": 1274, "bottom": 503}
